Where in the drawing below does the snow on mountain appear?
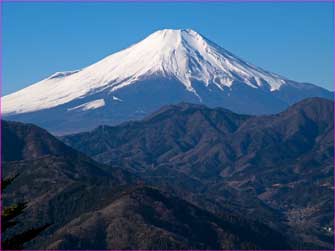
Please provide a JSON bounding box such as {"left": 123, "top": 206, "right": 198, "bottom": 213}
{"left": 2, "top": 29, "right": 332, "bottom": 134}
{"left": 3, "top": 29, "right": 288, "bottom": 115}
{"left": 112, "top": 96, "right": 122, "bottom": 102}
{"left": 68, "top": 99, "right": 105, "bottom": 112}
{"left": 48, "top": 70, "right": 81, "bottom": 80}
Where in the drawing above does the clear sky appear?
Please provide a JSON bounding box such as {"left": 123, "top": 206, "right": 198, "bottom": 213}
{"left": 2, "top": 1, "right": 334, "bottom": 95}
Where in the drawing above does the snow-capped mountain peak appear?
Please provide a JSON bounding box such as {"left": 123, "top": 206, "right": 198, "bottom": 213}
{"left": 3, "top": 29, "right": 290, "bottom": 116}
{"left": 92, "top": 28, "right": 287, "bottom": 92}
{"left": 3, "top": 28, "right": 331, "bottom": 135}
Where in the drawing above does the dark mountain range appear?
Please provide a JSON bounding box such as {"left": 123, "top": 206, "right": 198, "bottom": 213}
{"left": 63, "top": 97, "right": 334, "bottom": 249}
{"left": 1, "top": 120, "right": 134, "bottom": 248}
{"left": 1, "top": 120, "right": 291, "bottom": 249}
{"left": 44, "top": 186, "right": 289, "bottom": 250}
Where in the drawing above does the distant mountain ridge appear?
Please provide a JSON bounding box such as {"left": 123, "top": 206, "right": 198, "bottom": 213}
{"left": 2, "top": 29, "right": 332, "bottom": 134}
{"left": 2, "top": 120, "right": 291, "bottom": 250}
{"left": 62, "top": 97, "right": 334, "bottom": 249}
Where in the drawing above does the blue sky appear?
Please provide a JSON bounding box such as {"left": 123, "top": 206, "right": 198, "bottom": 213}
{"left": 2, "top": 2, "right": 334, "bottom": 95}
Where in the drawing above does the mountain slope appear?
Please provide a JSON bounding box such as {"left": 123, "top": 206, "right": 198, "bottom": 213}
{"left": 63, "top": 97, "right": 334, "bottom": 249}
{"left": 2, "top": 120, "right": 292, "bottom": 249}
{"left": 1, "top": 120, "right": 134, "bottom": 248}
{"left": 45, "top": 186, "right": 290, "bottom": 250}
{"left": 2, "top": 29, "right": 332, "bottom": 134}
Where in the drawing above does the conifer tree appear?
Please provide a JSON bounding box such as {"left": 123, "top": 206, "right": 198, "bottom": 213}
{"left": 1, "top": 175, "right": 51, "bottom": 250}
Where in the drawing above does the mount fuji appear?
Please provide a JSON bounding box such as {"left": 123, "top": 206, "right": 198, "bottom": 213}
{"left": 2, "top": 29, "right": 332, "bottom": 134}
